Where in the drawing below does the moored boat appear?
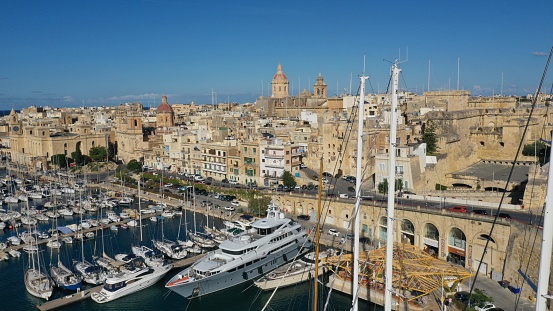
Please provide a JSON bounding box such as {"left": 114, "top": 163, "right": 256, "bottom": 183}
{"left": 165, "top": 201, "right": 310, "bottom": 298}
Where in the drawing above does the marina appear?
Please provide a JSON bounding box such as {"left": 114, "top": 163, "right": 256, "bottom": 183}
{"left": 0, "top": 169, "right": 368, "bottom": 311}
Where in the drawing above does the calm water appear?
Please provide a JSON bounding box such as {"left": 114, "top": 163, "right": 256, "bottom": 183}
{"left": 0, "top": 186, "right": 377, "bottom": 310}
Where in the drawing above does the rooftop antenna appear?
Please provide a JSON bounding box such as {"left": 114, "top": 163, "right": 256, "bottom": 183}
{"left": 428, "top": 60, "right": 431, "bottom": 92}
{"left": 457, "top": 57, "right": 460, "bottom": 90}
{"left": 501, "top": 72, "right": 504, "bottom": 96}
{"left": 349, "top": 72, "right": 353, "bottom": 95}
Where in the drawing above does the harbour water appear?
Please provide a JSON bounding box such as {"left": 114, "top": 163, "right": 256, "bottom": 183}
{"left": 0, "top": 187, "right": 378, "bottom": 310}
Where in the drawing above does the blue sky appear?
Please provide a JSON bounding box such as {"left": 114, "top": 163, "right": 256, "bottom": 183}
{"left": 1, "top": 0, "right": 552, "bottom": 109}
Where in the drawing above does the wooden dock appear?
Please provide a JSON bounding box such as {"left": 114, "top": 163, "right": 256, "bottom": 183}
{"left": 36, "top": 285, "right": 102, "bottom": 311}
{"left": 33, "top": 252, "right": 206, "bottom": 310}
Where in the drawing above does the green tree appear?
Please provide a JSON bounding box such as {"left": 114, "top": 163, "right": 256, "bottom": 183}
{"left": 522, "top": 141, "right": 547, "bottom": 157}
{"left": 127, "top": 159, "right": 143, "bottom": 173}
{"left": 108, "top": 142, "right": 117, "bottom": 161}
{"left": 89, "top": 146, "right": 107, "bottom": 162}
{"left": 50, "top": 154, "right": 68, "bottom": 168}
{"left": 247, "top": 196, "right": 272, "bottom": 217}
{"left": 281, "top": 171, "right": 297, "bottom": 188}
{"left": 377, "top": 178, "right": 403, "bottom": 194}
{"left": 421, "top": 120, "right": 438, "bottom": 155}
{"left": 378, "top": 179, "right": 388, "bottom": 194}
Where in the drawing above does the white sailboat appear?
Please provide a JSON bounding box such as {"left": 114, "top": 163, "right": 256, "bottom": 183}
{"left": 24, "top": 225, "right": 53, "bottom": 300}
{"left": 50, "top": 202, "right": 82, "bottom": 291}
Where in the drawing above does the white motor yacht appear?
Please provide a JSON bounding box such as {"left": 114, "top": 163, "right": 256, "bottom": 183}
{"left": 166, "top": 202, "right": 310, "bottom": 298}
{"left": 91, "top": 257, "right": 172, "bottom": 304}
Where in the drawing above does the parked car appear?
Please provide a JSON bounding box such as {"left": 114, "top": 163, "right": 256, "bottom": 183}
{"left": 497, "top": 212, "right": 511, "bottom": 219}
{"left": 345, "top": 233, "right": 354, "bottom": 240}
{"left": 475, "top": 303, "right": 497, "bottom": 311}
{"left": 448, "top": 206, "right": 468, "bottom": 213}
{"left": 231, "top": 201, "right": 240, "bottom": 207}
{"left": 454, "top": 291, "right": 470, "bottom": 302}
{"left": 224, "top": 206, "right": 235, "bottom": 211}
{"left": 163, "top": 183, "right": 173, "bottom": 188}
{"left": 297, "top": 215, "right": 310, "bottom": 221}
{"left": 472, "top": 209, "right": 488, "bottom": 215}
{"left": 229, "top": 180, "right": 239, "bottom": 185}
{"left": 328, "top": 229, "right": 339, "bottom": 236}
{"left": 300, "top": 163, "right": 307, "bottom": 169}
{"left": 347, "top": 186, "right": 355, "bottom": 192}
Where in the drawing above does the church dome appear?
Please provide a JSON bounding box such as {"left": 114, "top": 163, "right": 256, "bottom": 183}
{"left": 272, "top": 64, "right": 288, "bottom": 81}
{"left": 157, "top": 96, "right": 173, "bottom": 112}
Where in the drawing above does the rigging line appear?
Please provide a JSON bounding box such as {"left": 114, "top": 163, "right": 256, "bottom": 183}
{"left": 516, "top": 112, "right": 549, "bottom": 266}
{"left": 514, "top": 209, "right": 544, "bottom": 310}
{"left": 319, "top": 83, "right": 361, "bottom": 229}
{"left": 464, "top": 45, "right": 553, "bottom": 311}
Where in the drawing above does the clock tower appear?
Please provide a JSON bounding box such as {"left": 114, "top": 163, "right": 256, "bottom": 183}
{"left": 8, "top": 108, "right": 22, "bottom": 135}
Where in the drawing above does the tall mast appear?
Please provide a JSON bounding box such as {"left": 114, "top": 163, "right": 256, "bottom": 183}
{"left": 351, "top": 74, "right": 367, "bottom": 311}
{"left": 536, "top": 141, "right": 553, "bottom": 310}
{"left": 314, "top": 156, "right": 323, "bottom": 311}
{"left": 138, "top": 179, "right": 142, "bottom": 242}
{"left": 384, "top": 62, "right": 401, "bottom": 311}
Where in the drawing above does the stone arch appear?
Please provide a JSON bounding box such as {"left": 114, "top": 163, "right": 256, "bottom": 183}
{"left": 447, "top": 227, "right": 467, "bottom": 267}
{"left": 378, "top": 216, "right": 387, "bottom": 241}
{"left": 400, "top": 219, "right": 415, "bottom": 245}
{"left": 423, "top": 222, "right": 440, "bottom": 257}
{"left": 469, "top": 231, "right": 497, "bottom": 275}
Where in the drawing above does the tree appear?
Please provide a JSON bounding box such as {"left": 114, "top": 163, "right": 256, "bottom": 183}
{"left": 377, "top": 178, "right": 403, "bottom": 194}
{"left": 522, "top": 141, "right": 547, "bottom": 157}
{"left": 51, "top": 154, "right": 68, "bottom": 168}
{"left": 378, "top": 179, "right": 388, "bottom": 194}
{"left": 127, "top": 159, "right": 143, "bottom": 173}
{"left": 89, "top": 146, "right": 107, "bottom": 162}
{"left": 281, "top": 171, "right": 297, "bottom": 188}
{"left": 421, "top": 120, "right": 438, "bottom": 155}
{"left": 108, "top": 142, "right": 117, "bottom": 161}
{"left": 247, "top": 195, "right": 272, "bottom": 217}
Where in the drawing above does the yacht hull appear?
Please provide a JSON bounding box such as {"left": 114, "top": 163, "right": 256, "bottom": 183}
{"left": 166, "top": 243, "right": 301, "bottom": 298}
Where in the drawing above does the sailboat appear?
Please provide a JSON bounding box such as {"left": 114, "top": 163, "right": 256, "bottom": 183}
{"left": 24, "top": 225, "right": 53, "bottom": 300}
{"left": 73, "top": 197, "right": 107, "bottom": 285}
{"left": 50, "top": 201, "right": 82, "bottom": 291}
{"left": 131, "top": 180, "right": 165, "bottom": 267}
{"left": 50, "top": 260, "right": 82, "bottom": 291}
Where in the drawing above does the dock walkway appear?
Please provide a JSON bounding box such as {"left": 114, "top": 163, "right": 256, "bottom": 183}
{"left": 36, "top": 286, "right": 102, "bottom": 311}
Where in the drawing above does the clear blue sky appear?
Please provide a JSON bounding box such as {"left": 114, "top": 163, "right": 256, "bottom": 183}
{"left": 1, "top": 0, "right": 552, "bottom": 109}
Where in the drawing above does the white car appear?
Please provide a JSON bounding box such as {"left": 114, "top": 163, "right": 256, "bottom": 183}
{"left": 163, "top": 183, "right": 173, "bottom": 188}
{"left": 328, "top": 229, "right": 339, "bottom": 236}
{"left": 300, "top": 163, "right": 307, "bottom": 169}
{"left": 229, "top": 180, "right": 239, "bottom": 185}
{"left": 224, "top": 206, "right": 235, "bottom": 211}
{"left": 475, "top": 303, "right": 496, "bottom": 311}
{"left": 194, "top": 175, "right": 204, "bottom": 181}
{"left": 231, "top": 201, "right": 240, "bottom": 207}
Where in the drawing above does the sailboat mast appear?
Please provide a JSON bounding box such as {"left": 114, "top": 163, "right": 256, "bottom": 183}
{"left": 139, "top": 179, "right": 143, "bottom": 242}
{"left": 384, "top": 62, "right": 401, "bottom": 311}
{"left": 314, "top": 156, "right": 323, "bottom": 311}
{"left": 351, "top": 75, "right": 367, "bottom": 311}
{"left": 536, "top": 142, "right": 553, "bottom": 310}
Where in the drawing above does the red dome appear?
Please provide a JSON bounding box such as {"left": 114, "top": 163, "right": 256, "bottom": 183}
{"left": 157, "top": 96, "right": 173, "bottom": 112}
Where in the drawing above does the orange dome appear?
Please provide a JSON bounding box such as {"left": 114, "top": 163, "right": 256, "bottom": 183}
{"left": 157, "top": 96, "right": 173, "bottom": 112}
